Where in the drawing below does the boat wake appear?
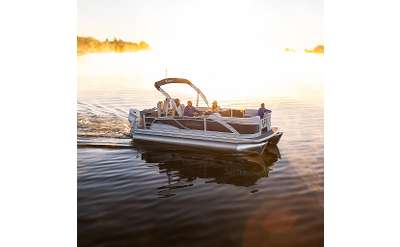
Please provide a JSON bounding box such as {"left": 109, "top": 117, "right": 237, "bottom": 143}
{"left": 78, "top": 101, "right": 131, "bottom": 140}
{"left": 77, "top": 137, "right": 133, "bottom": 148}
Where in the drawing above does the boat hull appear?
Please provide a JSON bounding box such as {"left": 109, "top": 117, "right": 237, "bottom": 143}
{"left": 132, "top": 129, "right": 283, "bottom": 154}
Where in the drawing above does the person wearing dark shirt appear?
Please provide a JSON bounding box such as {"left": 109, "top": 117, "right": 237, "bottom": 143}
{"left": 257, "top": 103, "right": 271, "bottom": 118}
{"left": 183, "top": 100, "right": 199, "bottom": 117}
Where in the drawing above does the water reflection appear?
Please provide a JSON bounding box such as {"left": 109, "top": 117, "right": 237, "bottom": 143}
{"left": 137, "top": 143, "right": 281, "bottom": 189}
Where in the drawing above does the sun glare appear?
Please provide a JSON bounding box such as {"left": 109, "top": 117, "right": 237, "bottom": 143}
{"left": 78, "top": 47, "right": 322, "bottom": 103}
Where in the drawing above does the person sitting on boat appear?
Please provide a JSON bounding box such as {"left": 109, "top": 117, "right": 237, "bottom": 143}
{"left": 163, "top": 98, "right": 171, "bottom": 114}
{"left": 172, "top": 98, "right": 185, "bottom": 117}
{"left": 157, "top": 101, "right": 164, "bottom": 117}
{"left": 183, "top": 100, "right": 200, "bottom": 117}
{"left": 257, "top": 103, "right": 271, "bottom": 118}
{"left": 211, "top": 100, "right": 220, "bottom": 113}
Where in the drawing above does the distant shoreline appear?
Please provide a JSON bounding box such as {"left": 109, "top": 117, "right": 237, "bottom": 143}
{"left": 77, "top": 36, "right": 150, "bottom": 56}
{"left": 304, "top": 45, "right": 324, "bottom": 54}
{"left": 284, "top": 44, "right": 324, "bottom": 55}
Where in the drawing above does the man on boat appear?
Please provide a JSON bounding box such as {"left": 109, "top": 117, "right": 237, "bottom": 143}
{"left": 257, "top": 103, "right": 271, "bottom": 118}
{"left": 183, "top": 100, "right": 200, "bottom": 117}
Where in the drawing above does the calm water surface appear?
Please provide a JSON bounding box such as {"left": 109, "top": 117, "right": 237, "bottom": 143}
{"left": 78, "top": 57, "right": 323, "bottom": 247}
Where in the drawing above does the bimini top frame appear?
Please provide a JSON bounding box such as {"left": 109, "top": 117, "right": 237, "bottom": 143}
{"left": 154, "top": 78, "right": 209, "bottom": 107}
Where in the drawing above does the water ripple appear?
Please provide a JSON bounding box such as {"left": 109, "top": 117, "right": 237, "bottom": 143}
{"left": 78, "top": 92, "right": 323, "bottom": 247}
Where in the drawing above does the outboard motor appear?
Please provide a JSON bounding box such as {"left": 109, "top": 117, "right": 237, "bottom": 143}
{"left": 128, "top": 108, "right": 140, "bottom": 134}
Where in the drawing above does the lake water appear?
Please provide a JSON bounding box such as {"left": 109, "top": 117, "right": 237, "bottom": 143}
{"left": 77, "top": 52, "right": 324, "bottom": 247}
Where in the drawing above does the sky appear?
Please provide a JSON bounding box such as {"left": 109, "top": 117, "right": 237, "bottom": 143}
{"left": 78, "top": 0, "right": 323, "bottom": 52}
{"left": 78, "top": 0, "right": 323, "bottom": 101}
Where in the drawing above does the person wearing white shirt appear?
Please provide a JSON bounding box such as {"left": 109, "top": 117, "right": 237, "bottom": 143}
{"left": 173, "top": 98, "right": 185, "bottom": 117}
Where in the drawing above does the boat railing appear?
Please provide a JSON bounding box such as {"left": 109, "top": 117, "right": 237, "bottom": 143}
{"left": 261, "top": 113, "right": 271, "bottom": 132}
{"left": 137, "top": 107, "right": 270, "bottom": 136}
{"left": 151, "top": 115, "right": 239, "bottom": 134}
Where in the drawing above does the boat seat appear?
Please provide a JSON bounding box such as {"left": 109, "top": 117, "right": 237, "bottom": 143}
{"left": 220, "top": 109, "right": 244, "bottom": 117}
{"left": 244, "top": 109, "right": 258, "bottom": 117}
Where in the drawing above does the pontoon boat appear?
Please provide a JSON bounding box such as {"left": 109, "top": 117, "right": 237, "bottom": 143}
{"left": 128, "top": 78, "right": 282, "bottom": 154}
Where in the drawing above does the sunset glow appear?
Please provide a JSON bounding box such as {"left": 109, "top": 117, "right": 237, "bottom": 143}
{"left": 78, "top": 50, "right": 322, "bottom": 102}
{"left": 78, "top": 0, "right": 323, "bottom": 102}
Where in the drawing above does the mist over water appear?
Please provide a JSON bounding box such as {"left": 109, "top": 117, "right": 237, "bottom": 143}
{"left": 78, "top": 52, "right": 323, "bottom": 247}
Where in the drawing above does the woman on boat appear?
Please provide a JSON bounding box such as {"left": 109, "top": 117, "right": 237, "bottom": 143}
{"left": 173, "top": 98, "right": 185, "bottom": 117}
{"left": 211, "top": 100, "right": 220, "bottom": 113}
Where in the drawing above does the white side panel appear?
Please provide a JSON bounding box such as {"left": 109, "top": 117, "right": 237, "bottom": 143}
{"left": 133, "top": 133, "right": 267, "bottom": 153}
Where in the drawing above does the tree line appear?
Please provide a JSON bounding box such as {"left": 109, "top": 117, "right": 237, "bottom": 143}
{"left": 77, "top": 36, "right": 150, "bottom": 55}
{"left": 305, "top": 45, "right": 324, "bottom": 54}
